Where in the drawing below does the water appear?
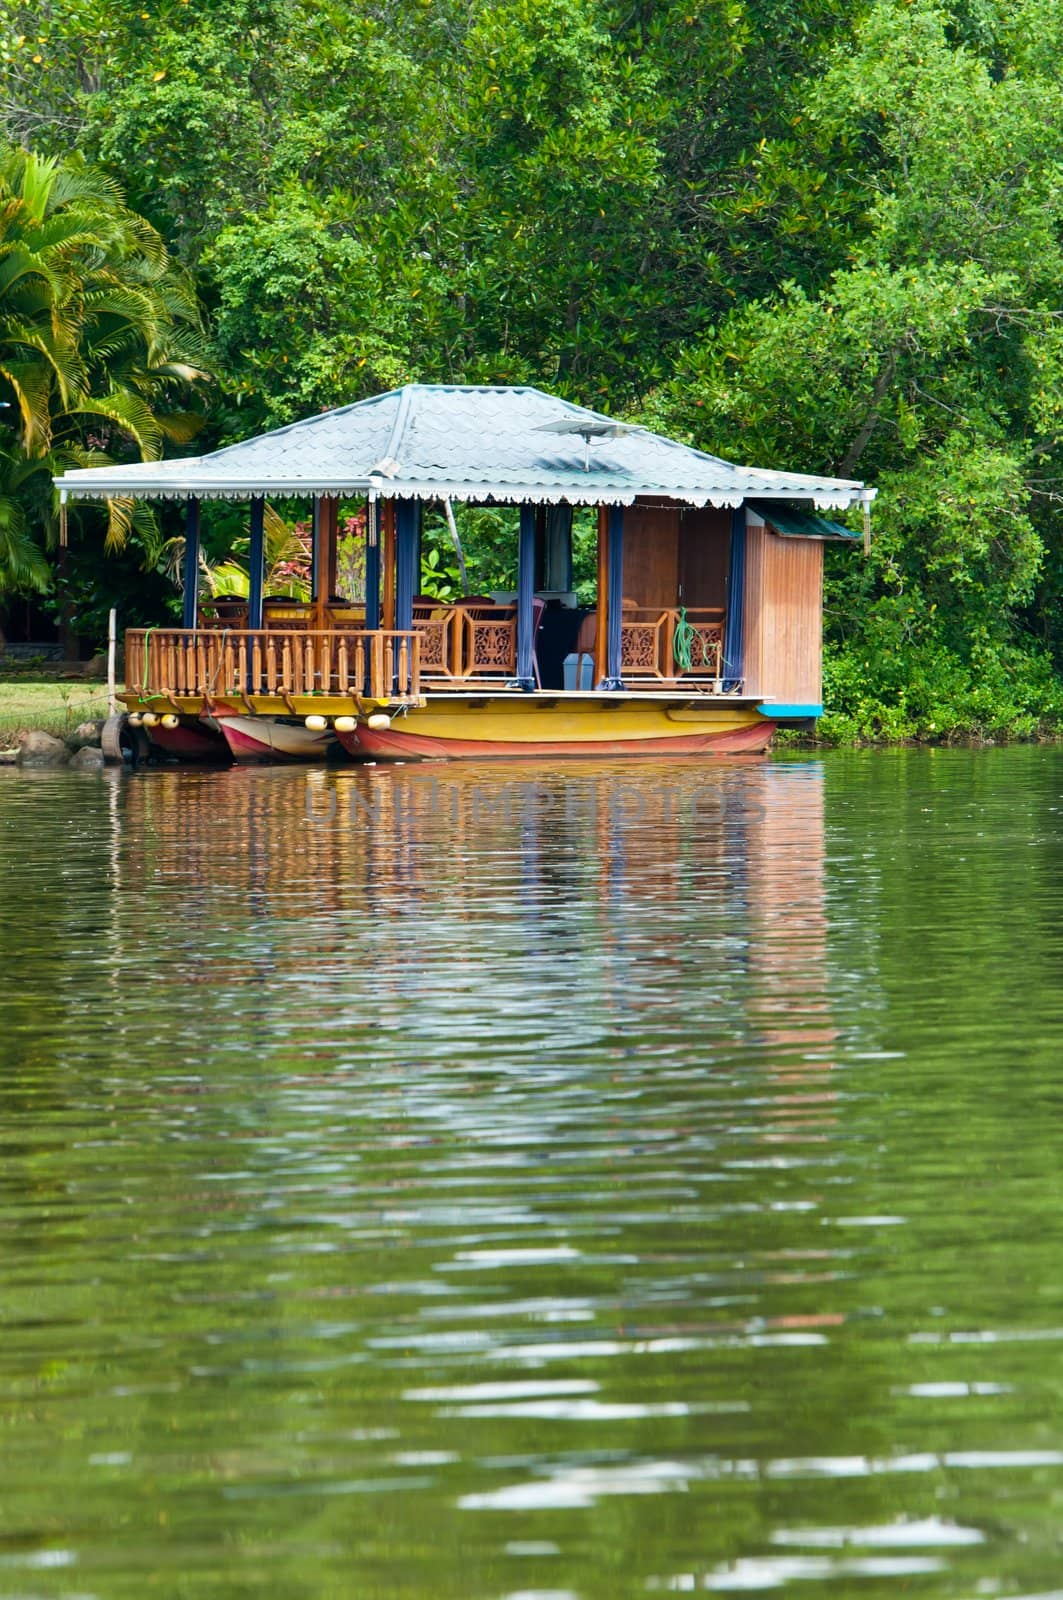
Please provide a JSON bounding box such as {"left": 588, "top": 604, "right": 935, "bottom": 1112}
{"left": 2, "top": 748, "right": 1063, "bottom": 1599}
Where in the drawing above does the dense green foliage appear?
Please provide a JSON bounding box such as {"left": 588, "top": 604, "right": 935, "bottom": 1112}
{"left": 2, "top": 0, "right": 1063, "bottom": 734}
{"left": 0, "top": 143, "right": 208, "bottom": 598}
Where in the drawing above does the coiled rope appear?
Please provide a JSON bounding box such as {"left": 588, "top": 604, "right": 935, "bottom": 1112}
{"left": 672, "top": 607, "right": 715, "bottom": 672}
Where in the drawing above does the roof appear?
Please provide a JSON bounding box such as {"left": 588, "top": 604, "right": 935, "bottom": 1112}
{"left": 747, "top": 500, "right": 861, "bottom": 541}
{"left": 54, "top": 383, "right": 875, "bottom": 512}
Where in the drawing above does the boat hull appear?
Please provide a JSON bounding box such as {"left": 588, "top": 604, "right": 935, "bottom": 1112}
{"left": 336, "top": 697, "right": 776, "bottom": 761}
{"left": 145, "top": 719, "right": 230, "bottom": 762}
{"left": 214, "top": 715, "right": 339, "bottom": 764}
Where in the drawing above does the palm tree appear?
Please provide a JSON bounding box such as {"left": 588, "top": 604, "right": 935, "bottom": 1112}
{"left": 0, "top": 145, "right": 209, "bottom": 593}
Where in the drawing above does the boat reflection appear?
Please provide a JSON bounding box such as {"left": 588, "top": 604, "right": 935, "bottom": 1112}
{"left": 118, "top": 758, "right": 836, "bottom": 1086}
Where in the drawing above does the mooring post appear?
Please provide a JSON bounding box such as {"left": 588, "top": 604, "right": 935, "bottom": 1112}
{"left": 107, "top": 607, "right": 117, "bottom": 718}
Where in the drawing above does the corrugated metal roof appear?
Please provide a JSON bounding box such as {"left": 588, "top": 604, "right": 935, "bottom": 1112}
{"left": 55, "top": 384, "right": 875, "bottom": 510}
{"left": 747, "top": 500, "right": 861, "bottom": 540}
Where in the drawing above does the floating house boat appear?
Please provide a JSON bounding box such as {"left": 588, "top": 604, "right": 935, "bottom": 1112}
{"left": 55, "top": 385, "right": 874, "bottom": 762}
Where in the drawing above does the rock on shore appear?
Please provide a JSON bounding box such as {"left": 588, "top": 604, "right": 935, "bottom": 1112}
{"left": 16, "top": 730, "right": 70, "bottom": 766}
{"left": 69, "top": 744, "right": 105, "bottom": 770}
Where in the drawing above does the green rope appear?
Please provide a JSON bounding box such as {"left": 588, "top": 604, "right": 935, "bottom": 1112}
{"left": 672, "top": 607, "right": 695, "bottom": 672}
{"left": 672, "top": 607, "right": 715, "bottom": 674}
{"left": 141, "top": 626, "right": 156, "bottom": 703}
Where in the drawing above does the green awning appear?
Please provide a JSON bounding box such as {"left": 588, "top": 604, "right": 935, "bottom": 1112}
{"left": 747, "top": 500, "right": 860, "bottom": 541}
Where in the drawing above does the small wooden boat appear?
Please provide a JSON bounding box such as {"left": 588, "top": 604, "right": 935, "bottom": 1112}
{"left": 139, "top": 716, "right": 230, "bottom": 763}
{"left": 213, "top": 714, "right": 339, "bottom": 764}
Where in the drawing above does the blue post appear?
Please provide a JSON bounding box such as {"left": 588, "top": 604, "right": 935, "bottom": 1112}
{"left": 364, "top": 498, "right": 381, "bottom": 631}
{"left": 722, "top": 506, "right": 746, "bottom": 691}
{"left": 601, "top": 504, "right": 625, "bottom": 689}
{"left": 515, "top": 503, "right": 536, "bottom": 689}
{"left": 395, "top": 498, "right": 419, "bottom": 633}
{"left": 182, "top": 497, "right": 200, "bottom": 630}
{"left": 248, "top": 496, "right": 266, "bottom": 630}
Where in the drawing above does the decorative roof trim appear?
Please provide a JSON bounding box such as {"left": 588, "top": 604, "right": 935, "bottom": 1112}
{"left": 58, "top": 475, "right": 871, "bottom": 511}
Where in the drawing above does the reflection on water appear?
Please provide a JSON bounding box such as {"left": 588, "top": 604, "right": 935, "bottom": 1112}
{"left": 2, "top": 749, "right": 1063, "bottom": 1598}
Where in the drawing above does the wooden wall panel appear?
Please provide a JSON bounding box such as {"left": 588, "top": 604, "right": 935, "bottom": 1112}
{"left": 623, "top": 506, "right": 679, "bottom": 608}
{"left": 678, "top": 507, "right": 730, "bottom": 608}
{"left": 742, "top": 529, "right": 823, "bottom": 704}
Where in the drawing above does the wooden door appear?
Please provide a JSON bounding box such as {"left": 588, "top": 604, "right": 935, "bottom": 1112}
{"left": 622, "top": 506, "right": 679, "bottom": 608}
{"left": 678, "top": 507, "right": 730, "bottom": 609}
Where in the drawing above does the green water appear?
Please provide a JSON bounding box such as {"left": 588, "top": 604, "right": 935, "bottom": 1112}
{"left": 2, "top": 749, "right": 1063, "bottom": 1599}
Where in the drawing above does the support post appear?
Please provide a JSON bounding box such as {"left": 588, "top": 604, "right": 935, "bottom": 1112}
{"left": 600, "top": 504, "right": 624, "bottom": 690}
{"left": 381, "top": 499, "right": 396, "bottom": 629}
{"left": 313, "top": 497, "right": 338, "bottom": 632}
{"left": 594, "top": 505, "right": 608, "bottom": 688}
{"left": 181, "top": 497, "right": 200, "bottom": 630}
{"left": 325, "top": 498, "right": 339, "bottom": 599}
{"left": 247, "top": 495, "right": 266, "bottom": 693}
{"left": 107, "top": 608, "right": 117, "bottom": 717}
{"left": 395, "top": 498, "right": 419, "bottom": 634}
{"left": 722, "top": 505, "right": 746, "bottom": 691}
{"left": 248, "top": 496, "right": 266, "bottom": 631}
{"left": 365, "top": 498, "right": 381, "bottom": 631}
{"left": 310, "top": 496, "right": 321, "bottom": 604}
{"left": 514, "top": 502, "right": 536, "bottom": 689}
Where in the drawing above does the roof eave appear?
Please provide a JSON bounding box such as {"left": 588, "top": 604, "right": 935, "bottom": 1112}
{"left": 56, "top": 472, "right": 874, "bottom": 510}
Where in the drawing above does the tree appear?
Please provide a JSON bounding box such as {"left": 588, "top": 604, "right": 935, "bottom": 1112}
{"left": 0, "top": 143, "right": 209, "bottom": 594}
{"left": 644, "top": 0, "right": 1063, "bottom": 738}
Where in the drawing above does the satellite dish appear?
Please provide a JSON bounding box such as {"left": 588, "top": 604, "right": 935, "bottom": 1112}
{"left": 535, "top": 417, "right": 640, "bottom": 471}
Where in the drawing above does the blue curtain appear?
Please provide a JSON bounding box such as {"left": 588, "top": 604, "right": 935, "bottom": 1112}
{"left": 722, "top": 506, "right": 746, "bottom": 691}
{"left": 248, "top": 496, "right": 266, "bottom": 631}
{"left": 182, "top": 498, "right": 200, "bottom": 630}
{"left": 364, "top": 498, "right": 381, "bottom": 631}
{"left": 515, "top": 503, "right": 536, "bottom": 688}
{"left": 395, "top": 499, "right": 420, "bottom": 632}
{"left": 601, "top": 504, "right": 625, "bottom": 689}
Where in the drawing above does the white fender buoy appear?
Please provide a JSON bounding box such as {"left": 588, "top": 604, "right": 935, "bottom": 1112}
{"left": 141, "top": 711, "right": 159, "bottom": 727}
{"left": 127, "top": 712, "right": 143, "bottom": 727}
{"left": 305, "top": 714, "right": 328, "bottom": 731}
{"left": 161, "top": 713, "right": 180, "bottom": 729}
{"left": 333, "top": 715, "right": 356, "bottom": 733}
{"left": 367, "top": 713, "right": 391, "bottom": 731}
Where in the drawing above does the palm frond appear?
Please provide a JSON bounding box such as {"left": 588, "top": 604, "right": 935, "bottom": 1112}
{"left": 0, "top": 492, "right": 49, "bottom": 589}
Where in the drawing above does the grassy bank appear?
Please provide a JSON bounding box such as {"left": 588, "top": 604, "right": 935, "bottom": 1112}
{"left": 0, "top": 681, "right": 111, "bottom": 745}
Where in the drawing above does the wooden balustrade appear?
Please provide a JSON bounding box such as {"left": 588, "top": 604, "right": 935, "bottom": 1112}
{"left": 413, "top": 602, "right": 517, "bottom": 682}
{"left": 127, "top": 610, "right": 724, "bottom": 704}
{"left": 413, "top": 603, "right": 725, "bottom": 687}
{"left": 126, "top": 628, "right": 420, "bottom": 702}
{"left": 620, "top": 608, "right": 724, "bottom": 682}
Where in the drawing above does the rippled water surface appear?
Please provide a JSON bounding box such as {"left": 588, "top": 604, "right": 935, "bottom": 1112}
{"left": 2, "top": 749, "right": 1063, "bottom": 1599}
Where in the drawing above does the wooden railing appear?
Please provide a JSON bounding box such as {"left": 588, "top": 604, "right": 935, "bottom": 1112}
{"left": 126, "top": 628, "right": 420, "bottom": 702}
{"left": 620, "top": 608, "right": 725, "bottom": 682}
{"left": 414, "top": 603, "right": 725, "bottom": 688}
{"left": 413, "top": 602, "right": 517, "bottom": 682}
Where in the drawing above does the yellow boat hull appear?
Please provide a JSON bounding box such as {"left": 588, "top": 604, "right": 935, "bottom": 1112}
{"left": 336, "top": 695, "right": 774, "bottom": 760}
